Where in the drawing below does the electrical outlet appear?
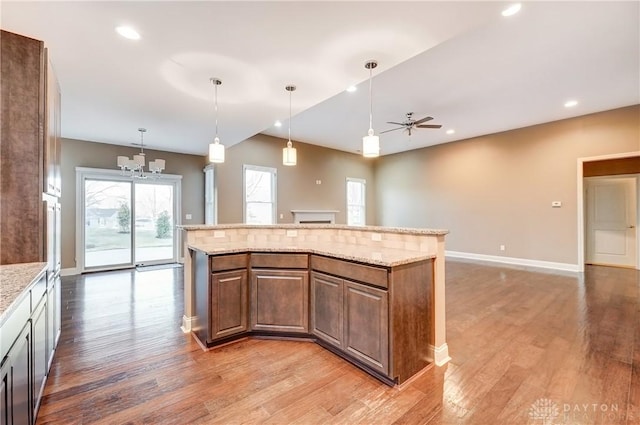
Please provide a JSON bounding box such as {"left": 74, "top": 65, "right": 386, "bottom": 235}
{"left": 551, "top": 201, "right": 562, "bottom": 208}
{"left": 500, "top": 245, "right": 505, "bottom": 251}
{"left": 185, "top": 214, "right": 192, "bottom": 220}
{"left": 316, "top": 180, "right": 322, "bottom": 185}
{"left": 213, "top": 230, "right": 225, "bottom": 238}
{"left": 286, "top": 230, "right": 297, "bottom": 237}
{"left": 371, "top": 233, "right": 382, "bottom": 241}
{"left": 279, "top": 213, "right": 284, "bottom": 219}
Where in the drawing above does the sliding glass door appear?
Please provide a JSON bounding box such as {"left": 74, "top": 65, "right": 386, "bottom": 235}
{"left": 79, "top": 168, "right": 180, "bottom": 272}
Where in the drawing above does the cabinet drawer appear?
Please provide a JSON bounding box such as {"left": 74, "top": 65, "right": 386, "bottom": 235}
{"left": 210, "top": 254, "right": 247, "bottom": 272}
{"left": 1, "top": 293, "right": 30, "bottom": 359}
{"left": 31, "top": 274, "right": 47, "bottom": 308}
{"left": 250, "top": 253, "right": 308, "bottom": 269}
{"left": 311, "top": 255, "right": 388, "bottom": 289}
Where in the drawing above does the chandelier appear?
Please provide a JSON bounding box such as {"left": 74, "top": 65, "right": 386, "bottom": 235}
{"left": 117, "top": 128, "right": 165, "bottom": 178}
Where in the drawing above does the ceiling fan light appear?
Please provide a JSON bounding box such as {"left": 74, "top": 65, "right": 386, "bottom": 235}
{"left": 209, "top": 137, "right": 225, "bottom": 163}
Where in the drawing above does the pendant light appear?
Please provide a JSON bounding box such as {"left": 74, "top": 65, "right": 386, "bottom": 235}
{"left": 362, "top": 60, "right": 380, "bottom": 158}
{"left": 208, "top": 77, "right": 225, "bottom": 163}
{"left": 283, "top": 85, "right": 297, "bottom": 166}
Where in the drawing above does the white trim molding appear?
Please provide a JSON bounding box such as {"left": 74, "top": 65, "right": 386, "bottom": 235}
{"left": 181, "top": 315, "right": 195, "bottom": 333}
{"left": 429, "top": 344, "right": 451, "bottom": 366}
{"left": 446, "top": 250, "right": 580, "bottom": 272}
{"left": 61, "top": 267, "right": 79, "bottom": 276}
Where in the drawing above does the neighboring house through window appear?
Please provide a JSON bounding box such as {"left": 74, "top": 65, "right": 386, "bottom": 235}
{"left": 346, "top": 177, "right": 366, "bottom": 226}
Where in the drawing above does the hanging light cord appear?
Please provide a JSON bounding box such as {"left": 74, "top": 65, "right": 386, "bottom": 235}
{"left": 368, "top": 65, "right": 373, "bottom": 131}
{"left": 139, "top": 129, "right": 145, "bottom": 154}
{"left": 288, "top": 88, "right": 292, "bottom": 144}
{"left": 214, "top": 82, "right": 219, "bottom": 140}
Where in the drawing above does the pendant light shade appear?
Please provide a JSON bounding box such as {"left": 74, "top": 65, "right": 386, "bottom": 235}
{"left": 362, "top": 60, "right": 380, "bottom": 158}
{"left": 208, "top": 78, "right": 225, "bottom": 163}
{"left": 283, "top": 85, "right": 297, "bottom": 166}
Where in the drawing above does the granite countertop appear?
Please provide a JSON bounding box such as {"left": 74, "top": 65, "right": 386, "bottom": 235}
{"left": 178, "top": 223, "right": 449, "bottom": 236}
{"left": 188, "top": 241, "right": 435, "bottom": 267}
{"left": 0, "top": 262, "right": 47, "bottom": 325}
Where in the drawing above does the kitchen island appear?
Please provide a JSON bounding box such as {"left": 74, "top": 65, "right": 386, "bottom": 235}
{"left": 179, "top": 224, "right": 449, "bottom": 385}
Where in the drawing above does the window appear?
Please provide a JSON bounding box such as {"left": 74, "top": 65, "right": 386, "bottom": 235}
{"left": 244, "top": 165, "right": 277, "bottom": 224}
{"left": 346, "top": 178, "right": 366, "bottom": 226}
{"left": 204, "top": 165, "right": 216, "bottom": 225}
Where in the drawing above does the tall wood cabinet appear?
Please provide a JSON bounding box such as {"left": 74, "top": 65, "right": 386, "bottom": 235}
{"left": 0, "top": 29, "right": 61, "bottom": 266}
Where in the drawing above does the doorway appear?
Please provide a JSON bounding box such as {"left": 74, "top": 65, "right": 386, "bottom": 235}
{"left": 585, "top": 177, "right": 637, "bottom": 268}
{"left": 578, "top": 152, "right": 640, "bottom": 271}
{"left": 77, "top": 168, "right": 181, "bottom": 272}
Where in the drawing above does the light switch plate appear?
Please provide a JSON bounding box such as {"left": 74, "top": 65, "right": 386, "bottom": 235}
{"left": 185, "top": 214, "right": 192, "bottom": 220}
{"left": 551, "top": 201, "right": 562, "bottom": 208}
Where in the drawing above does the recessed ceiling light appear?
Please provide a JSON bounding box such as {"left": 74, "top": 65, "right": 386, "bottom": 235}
{"left": 564, "top": 100, "right": 578, "bottom": 108}
{"left": 115, "top": 26, "right": 140, "bottom": 40}
{"left": 501, "top": 3, "right": 521, "bottom": 17}
{"left": 274, "top": 120, "right": 282, "bottom": 127}
{"left": 346, "top": 85, "right": 357, "bottom": 93}
{"left": 446, "top": 129, "right": 455, "bottom": 135}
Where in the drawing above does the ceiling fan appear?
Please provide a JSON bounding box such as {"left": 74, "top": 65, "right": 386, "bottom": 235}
{"left": 381, "top": 112, "right": 442, "bottom": 136}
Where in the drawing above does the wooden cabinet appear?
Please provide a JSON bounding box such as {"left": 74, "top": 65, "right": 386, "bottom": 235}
{"left": 211, "top": 270, "right": 248, "bottom": 340}
{"left": 193, "top": 251, "right": 249, "bottom": 344}
{"left": 310, "top": 272, "right": 343, "bottom": 348}
{"left": 250, "top": 270, "right": 309, "bottom": 333}
{"left": 0, "top": 30, "right": 61, "bottom": 266}
{"left": 311, "top": 272, "right": 389, "bottom": 375}
{"left": 44, "top": 50, "right": 61, "bottom": 198}
{"left": 344, "top": 280, "right": 389, "bottom": 375}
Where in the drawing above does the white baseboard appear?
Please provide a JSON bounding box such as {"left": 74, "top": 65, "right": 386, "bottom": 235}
{"left": 429, "top": 343, "right": 451, "bottom": 366}
{"left": 445, "top": 250, "right": 580, "bottom": 273}
{"left": 181, "top": 315, "right": 195, "bottom": 333}
{"left": 61, "top": 268, "right": 79, "bottom": 276}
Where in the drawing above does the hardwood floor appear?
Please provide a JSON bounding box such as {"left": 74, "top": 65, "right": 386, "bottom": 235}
{"left": 36, "top": 261, "right": 640, "bottom": 424}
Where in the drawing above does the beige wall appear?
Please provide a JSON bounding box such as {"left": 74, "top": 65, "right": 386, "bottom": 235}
{"left": 374, "top": 105, "right": 640, "bottom": 265}
{"left": 215, "top": 134, "right": 376, "bottom": 225}
{"left": 60, "top": 138, "right": 207, "bottom": 269}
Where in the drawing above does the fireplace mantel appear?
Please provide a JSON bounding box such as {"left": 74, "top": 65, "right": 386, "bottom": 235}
{"left": 291, "top": 209, "right": 339, "bottom": 224}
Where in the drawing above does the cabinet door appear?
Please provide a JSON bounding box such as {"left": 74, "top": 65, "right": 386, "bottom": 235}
{"left": 251, "top": 270, "right": 309, "bottom": 333}
{"left": 44, "top": 51, "right": 61, "bottom": 197}
{"left": 1, "top": 359, "right": 10, "bottom": 425}
{"left": 310, "top": 272, "right": 343, "bottom": 348}
{"left": 11, "top": 324, "right": 31, "bottom": 425}
{"left": 32, "top": 296, "right": 47, "bottom": 416}
{"left": 210, "top": 270, "right": 248, "bottom": 340}
{"left": 46, "top": 282, "right": 56, "bottom": 369}
{"left": 344, "top": 280, "right": 389, "bottom": 375}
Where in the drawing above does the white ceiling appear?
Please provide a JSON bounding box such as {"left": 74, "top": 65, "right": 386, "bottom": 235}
{"left": 2, "top": 1, "right": 639, "bottom": 157}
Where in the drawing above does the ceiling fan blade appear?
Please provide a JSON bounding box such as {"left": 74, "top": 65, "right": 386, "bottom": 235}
{"left": 380, "top": 127, "right": 404, "bottom": 134}
{"left": 417, "top": 124, "right": 443, "bottom": 129}
{"left": 386, "top": 121, "right": 405, "bottom": 126}
{"left": 413, "top": 116, "right": 434, "bottom": 125}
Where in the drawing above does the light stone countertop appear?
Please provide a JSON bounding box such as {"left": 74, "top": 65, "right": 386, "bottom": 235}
{"left": 178, "top": 223, "right": 449, "bottom": 236}
{"left": 188, "top": 241, "right": 435, "bottom": 267}
{"left": 0, "top": 262, "right": 47, "bottom": 326}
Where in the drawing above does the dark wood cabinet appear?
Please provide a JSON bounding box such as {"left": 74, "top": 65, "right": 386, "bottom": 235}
{"left": 191, "top": 248, "right": 434, "bottom": 385}
{"left": 211, "top": 270, "right": 248, "bottom": 340}
{"left": 251, "top": 270, "right": 309, "bottom": 333}
{"left": 311, "top": 271, "right": 389, "bottom": 375}
{"left": 310, "top": 272, "right": 343, "bottom": 348}
{"left": 344, "top": 280, "right": 389, "bottom": 375}
{"left": 193, "top": 251, "right": 249, "bottom": 344}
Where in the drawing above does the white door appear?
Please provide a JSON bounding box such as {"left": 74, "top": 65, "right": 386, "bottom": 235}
{"left": 586, "top": 177, "right": 637, "bottom": 267}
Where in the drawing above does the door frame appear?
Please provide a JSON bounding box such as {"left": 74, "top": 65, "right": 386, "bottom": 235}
{"left": 577, "top": 151, "right": 640, "bottom": 272}
{"left": 75, "top": 167, "right": 182, "bottom": 273}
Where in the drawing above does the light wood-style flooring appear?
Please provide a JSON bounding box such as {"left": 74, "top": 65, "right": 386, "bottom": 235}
{"left": 36, "top": 261, "right": 640, "bottom": 424}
